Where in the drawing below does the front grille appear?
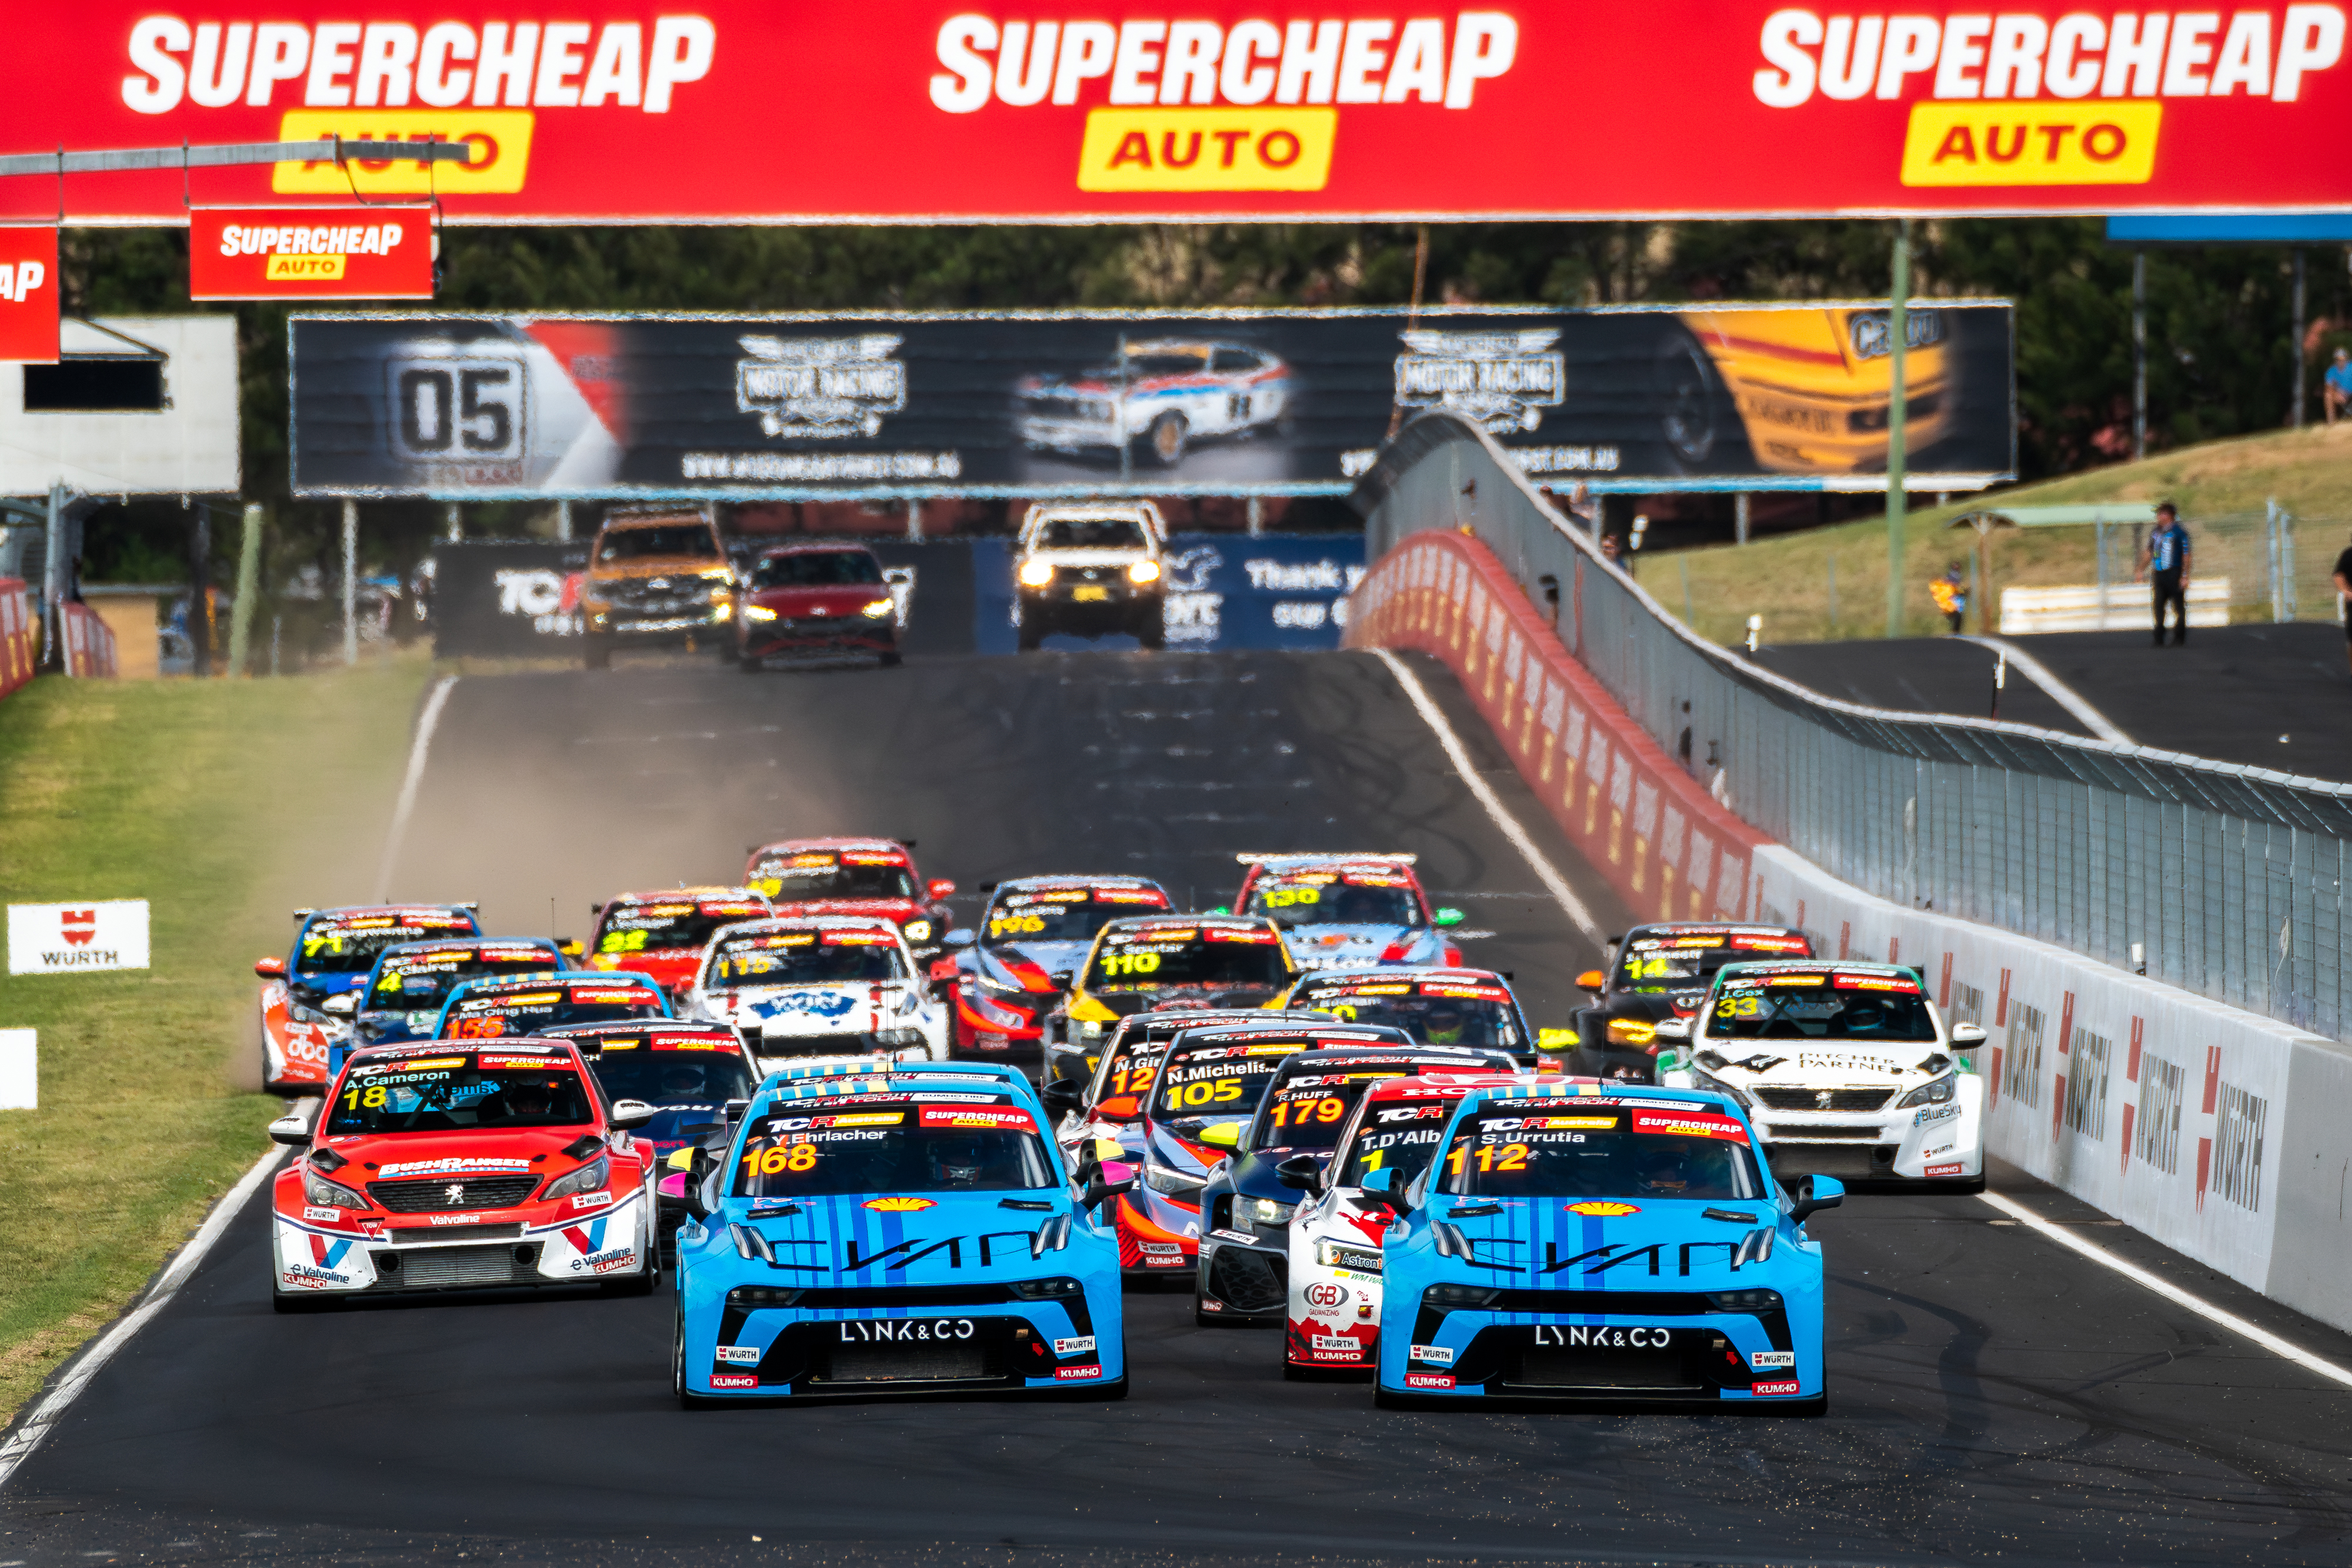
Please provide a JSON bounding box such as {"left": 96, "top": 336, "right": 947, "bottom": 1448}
{"left": 1756, "top": 1087, "right": 1893, "bottom": 1112}
{"left": 377, "top": 1243, "right": 540, "bottom": 1290}
{"left": 1509, "top": 1346, "right": 1704, "bottom": 1392}
{"left": 757, "top": 1031, "right": 873, "bottom": 1059}
{"left": 1765, "top": 1143, "right": 1896, "bottom": 1180}
{"left": 368, "top": 1176, "right": 541, "bottom": 1212}
{"left": 1764, "top": 1124, "right": 1880, "bottom": 1141}
{"left": 815, "top": 1341, "right": 996, "bottom": 1384}
{"left": 385, "top": 1223, "right": 523, "bottom": 1244}
{"left": 1207, "top": 1246, "right": 1287, "bottom": 1313}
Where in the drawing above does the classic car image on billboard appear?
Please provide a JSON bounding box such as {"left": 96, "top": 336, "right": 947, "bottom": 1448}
{"left": 1014, "top": 340, "right": 1294, "bottom": 469}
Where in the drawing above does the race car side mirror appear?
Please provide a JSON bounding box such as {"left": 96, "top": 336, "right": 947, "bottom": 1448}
{"left": 609, "top": 1098, "right": 657, "bottom": 1130}
{"left": 1575, "top": 969, "right": 1605, "bottom": 991}
{"left": 1048, "top": 971, "right": 1075, "bottom": 990}
{"left": 1196, "top": 1122, "right": 1242, "bottom": 1150}
{"left": 1651, "top": 1018, "right": 1692, "bottom": 1042}
{"left": 1081, "top": 1175, "right": 1136, "bottom": 1211}
{"left": 557, "top": 940, "right": 583, "bottom": 962}
{"left": 927, "top": 880, "right": 957, "bottom": 900}
{"left": 1358, "top": 1167, "right": 1404, "bottom": 1210}
{"left": 266, "top": 1112, "right": 313, "bottom": 1146}
{"left": 1434, "top": 907, "right": 1465, "bottom": 927}
{"left": 322, "top": 994, "right": 358, "bottom": 1017}
{"left": 255, "top": 956, "right": 286, "bottom": 979}
{"left": 1040, "top": 1079, "right": 1085, "bottom": 1119}
{"left": 1275, "top": 1154, "right": 1324, "bottom": 1195}
{"left": 1789, "top": 1174, "right": 1845, "bottom": 1226}
{"left": 943, "top": 928, "right": 976, "bottom": 950}
{"left": 683, "top": 1148, "right": 715, "bottom": 1218}
{"left": 1950, "top": 1022, "right": 1987, "bottom": 1046}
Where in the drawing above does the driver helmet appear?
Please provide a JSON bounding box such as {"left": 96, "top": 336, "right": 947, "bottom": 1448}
{"left": 926, "top": 1135, "right": 991, "bottom": 1185}
{"left": 660, "top": 1064, "right": 707, "bottom": 1097}
{"left": 1423, "top": 1004, "right": 1466, "bottom": 1045}
{"left": 1636, "top": 1146, "right": 1693, "bottom": 1193}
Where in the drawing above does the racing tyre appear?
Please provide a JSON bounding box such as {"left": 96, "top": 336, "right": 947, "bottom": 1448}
{"left": 1145, "top": 412, "right": 1189, "bottom": 467}
{"left": 1132, "top": 603, "right": 1165, "bottom": 650}
{"left": 1653, "top": 333, "right": 1722, "bottom": 467}
{"left": 270, "top": 1286, "right": 334, "bottom": 1315}
{"left": 1281, "top": 1359, "right": 1307, "bottom": 1381}
{"left": 879, "top": 651, "right": 903, "bottom": 667}
{"left": 1372, "top": 1387, "right": 1419, "bottom": 1410}
{"left": 673, "top": 1299, "right": 721, "bottom": 1409}
{"left": 584, "top": 636, "right": 614, "bottom": 671}
{"left": 603, "top": 1265, "right": 657, "bottom": 1296}
{"left": 1779, "top": 1392, "right": 1829, "bottom": 1417}
{"left": 1017, "top": 617, "right": 1046, "bottom": 653}
{"left": 738, "top": 651, "right": 763, "bottom": 673}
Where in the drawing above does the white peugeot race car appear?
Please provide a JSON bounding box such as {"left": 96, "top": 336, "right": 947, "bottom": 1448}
{"left": 682, "top": 915, "right": 948, "bottom": 1069}
{"left": 1231, "top": 853, "right": 1465, "bottom": 975}
{"left": 1660, "top": 958, "right": 1986, "bottom": 1191}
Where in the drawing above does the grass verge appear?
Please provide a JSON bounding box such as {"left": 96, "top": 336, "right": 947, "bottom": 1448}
{"left": 0, "top": 653, "right": 427, "bottom": 1423}
{"left": 1649, "top": 422, "right": 2352, "bottom": 646}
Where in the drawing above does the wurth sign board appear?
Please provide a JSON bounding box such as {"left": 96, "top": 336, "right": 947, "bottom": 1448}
{"left": 189, "top": 206, "right": 435, "bottom": 299}
{"left": 5, "top": 6, "right": 2346, "bottom": 223}
{"left": 6, "top": 900, "right": 152, "bottom": 975}
{"left": 0, "top": 229, "right": 59, "bottom": 363}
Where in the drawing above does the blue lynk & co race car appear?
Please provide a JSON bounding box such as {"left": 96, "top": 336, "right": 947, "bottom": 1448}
{"left": 1374, "top": 1081, "right": 1840, "bottom": 1412}
{"left": 670, "top": 1059, "right": 1134, "bottom": 1403}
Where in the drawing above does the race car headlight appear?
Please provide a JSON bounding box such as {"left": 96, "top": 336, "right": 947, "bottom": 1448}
{"left": 1008, "top": 1276, "right": 1084, "bottom": 1299}
{"left": 1422, "top": 1283, "right": 1498, "bottom": 1308}
{"left": 1144, "top": 1164, "right": 1205, "bottom": 1198}
{"left": 1317, "top": 1239, "right": 1382, "bottom": 1273}
{"left": 860, "top": 598, "right": 894, "bottom": 619}
{"left": 1126, "top": 558, "right": 1161, "bottom": 585}
{"left": 286, "top": 995, "right": 332, "bottom": 1025}
{"left": 1017, "top": 559, "right": 1055, "bottom": 589}
{"left": 542, "top": 1155, "right": 610, "bottom": 1202}
{"left": 726, "top": 1286, "right": 804, "bottom": 1308}
{"left": 1706, "top": 1288, "right": 1786, "bottom": 1313}
{"left": 1245, "top": 1198, "right": 1295, "bottom": 1228}
{"left": 742, "top": 604, "right": 778, "bottom": 621}
{"left": 1896, "top": 1074, "right": 1957, "bottom": 1109}
{"left": 1606, "top": 1017, "right": 1657, "bottom": 1047}
{"left": 901, "top": 920, "right": 934, "bottom": 944}
{"left": 874, "top": 1027, "right": 926, "bottom": 1048}
{"left": 1696, "top": 1069, "right": 1753, "bottom": 1111}
{"left": 303, "top": 1169, "right": 371, "bottom": 1211}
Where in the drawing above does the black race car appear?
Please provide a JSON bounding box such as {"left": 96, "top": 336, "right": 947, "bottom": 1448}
{"left": 1569, "top": 922, "right": 1813, "bottom": 1081}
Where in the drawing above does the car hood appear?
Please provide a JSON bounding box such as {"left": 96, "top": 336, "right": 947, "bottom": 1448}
{"left": 711, "top": 983, "right": 901, "bottom": 1032}
{"left": 319, "top": 1125, "right": 603, "bottom": 1186}
{"left": 1710, "top": 1044, "right": 1933, "bottom": 1084}
{"left": 773, "top": 898, "right": 923, "bottom": 921}
{"left": 987, "top": 942, "right": 1088, "bottom": 987}
{"left": 1610, "top": 990, "right": 1704, "bottom": 1021}
{"left": 1281, "top": 924, "right": 1436, "bottom": 969}
{"left": 588, "top": 556, "right": 724, "bottom": 581}
{"left": 290, "top": 972, "right": 368, "bottom": 999}
{"left": 586, "top": 950, "right": 701, "bottom": 987}
{"left": 748, "top": 584, "right": 890, "bottom": 618}
{"left": 1432, "top": 1196, "right": 1780, "bottom": 1285}
{"left": 1085, "top": 982, "right": 1284, "bottom": 1018}
{"left": 720, "top": 1191, "right": 1071, "bottom": 1282}
{"left": 353, "top": 1008, "right": 442, "bottom": 1043}
{"left": 1141, "top": 1118, "right": 1237, "bottom": 1181}
{"left": 1222, "top": 1149, "right": 1327, "bottom": 1203}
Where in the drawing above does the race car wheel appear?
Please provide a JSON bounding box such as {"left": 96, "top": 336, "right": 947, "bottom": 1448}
{"left": 1132, "top": 603, "right": 1165, "bottom": 650}
{"left": 673, "top": 1298, "right": 722, "bottom": 1409}
{"left": 738, "top": 651, "right": 763, "bottom": 673}
{"left": 1145, "top": 412, "right": 1188, "bottom": 467}
{"left": 1281, "top": 1359, "right": 1308, "bottom": 1381}
{"left": 1372, "top": 1388, "right": 1419, "bottom": 1410}
{"left": 879, "top": 651, "right": 903, "bottom": 667}
{"left": 270, "top": 1285, "right": 334, "bottom": 1314}
{"left": 1017, "top": 617, "right": 1046, "bottom": 653}
{"left": 602, "top": 1266, "right": 656, "bottom": 1296}
{"left": 1778, "top": 1392, "right": 1829, "bottom": 1417}
{"left": 584, "top": 636, "right": 613, "bottom": 671}
{"left": 1653, "top": 333, "right": 1722, "bottom": 466}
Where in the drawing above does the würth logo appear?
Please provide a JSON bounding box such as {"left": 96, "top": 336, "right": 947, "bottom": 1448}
{"left": 59, "top": 910, "right": 96, "bottom": 946}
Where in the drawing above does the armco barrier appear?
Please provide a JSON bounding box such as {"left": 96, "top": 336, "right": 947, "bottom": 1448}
{"left": 60, "top": 600, "right": 116, "bottom": 678}
{"left": 1345, "top": 527, "right": 1768, "bottom": 925}
{"left": 0, "top": 579, "right": 36, "bottom": 700}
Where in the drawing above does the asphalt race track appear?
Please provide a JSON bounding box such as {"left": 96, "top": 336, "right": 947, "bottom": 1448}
{"left": 8, "top": 649, "right": 2352, "bottom": 1567}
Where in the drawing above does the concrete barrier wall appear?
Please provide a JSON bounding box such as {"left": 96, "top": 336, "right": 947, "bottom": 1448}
{"left": 1348, "top": 529, "right": 2352, "bottom": 1335}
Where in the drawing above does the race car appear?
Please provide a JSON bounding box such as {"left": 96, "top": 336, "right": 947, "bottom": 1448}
{"left": 1282, "top": 967, "right": 1539, "bottom": 1064}
{"left": 540, "top": 1019, "right": 761, "bottom": 1256}
{"left": 681, "top": 915, "right": 948, "bottom": 1067}
{"left": 433, "top": 972, "right": 672, "bottom": 1040}
{"left": 946, "top": 876, "right": 1174, "bottom": 1065}
{"left": 584, "top": 888, "right": 774, "bottom": 995}
{"left": 736, "top": 543, "right": 901, "bottom": 669}
{"left": 336, "top": 936, "right": 569, "bottom": 1072}
{"left": 1660, "top": 959, "right": 1987, "bottom": 1191}
{"left": 254, "top": 904, "right": 480, "bottom": 1094}
{"left": 743, "top": 837, "right": 956, "bottom": 968}
{"left": 1039, "top": 1007, "right": 1308, "bottom": 1183}
{"left": 1280, "top": 1070, "right": 1528, "bottom": 1376}
{"left": 1015, "top": 339, "right": 1292, "bottom": 469}
{"left": 263, "top": 1036, "right": 659, "bottom": 1308}
{"left": 1571, "top": 923, "right": 1815, "bottom": 1082}
{"left": 1374, "top": 1080, "right": 1842, "bottom": 1410}
{"left": 1051, "top": 913, "right": 1297, "bottom": 1057}
{"left": 669, "top": 1059, "right": 1132, "bottom": 1403}
{"left": 1229, "top": 854, "right": 1465, "bottom": 974}
{"left": 1120, "top": 1019, "right": 1403, "bottom": 1278}
{"left": 1193, "top": 1042, "right": 1518, "bottom": 1328}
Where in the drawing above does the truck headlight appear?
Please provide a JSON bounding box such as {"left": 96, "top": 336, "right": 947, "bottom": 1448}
{"left": 1127, "top": 559, "right": 1161, "bottom": 584}
{"left": 743, "top": 604, "right": 777, "bottom": 621}
{"left": 1896, "top": 1074, "right": 1957, "bottom": 1108}
{"left": 1018, "top": 559, "right": 1055, "bottom": 588}
{"left": 860, "top": 598, "right": 894, "bottom": 619}
{"left": 901, "top": 920, "right": 933, "bottom": 943}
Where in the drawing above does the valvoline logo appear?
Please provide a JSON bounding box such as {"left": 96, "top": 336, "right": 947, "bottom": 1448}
{"left": 308, "top": 1234, "right": 355, "bottom": 1269}
{"left": 561, "top": 1217, "right": 609, "bottom": 1254}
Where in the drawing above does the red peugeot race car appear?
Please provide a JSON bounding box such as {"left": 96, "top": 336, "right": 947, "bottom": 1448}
{"left": 265, "top": 1037, "right": 658, "bottom": 1307}
{"left": 584, "top": 888, "right": 773, "bottom": 995}
{"left": 742, "top": 837, "right": 956, "bottom": 968}
{"left": 255, "top": 904, "right": 480, "bottom": 1095}
{"left": 736, "top": 543, "right": 902, "bottom": 668}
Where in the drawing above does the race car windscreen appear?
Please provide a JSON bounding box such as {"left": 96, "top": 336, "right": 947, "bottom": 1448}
{"left": 1298, "top": 982, "right": 1521, "bottom": 1050}
{"left": 732, "top": 1097, "right": 1053, "bottom": 1197}
{"left": 597, "top": 525, "right": 719, "bottom": 561}
{"left": 596, "top": 900, "right": 767, "bottom": 958}
{"left": 1151, "top": 1041, "right": 1306, "bottom": 1122}
{"left": 1436, "top": 1104, "right": 1766, "bottom": 1201}
{"left": 1612, "top": 932, "right": 1812, "bottom": 992}
{"left": 750, "top": 851, "right": 919, "bottom": 903}
{"left": 1084, "top": 927, "right": 1289, "bottom": 993}
{"left": 1335, "top": 1098, "right": 1455, "bottom": 1187}
{"left": 327, "top": 1055, "right": 595, "bottom": 1134}
{"left": 711, "top": 930, "right": 907, "bottom": 985}
{"left": 1250, "top": 1070, "right": 1406, "bottom": 1155}
{"left": 749, "top": 551, "right": 883, "bottom": 589}
{"left": 1035, "top": 517, "right": 1146, "bottom": 550}
{"left": 987, "top": 887, "right": 1169, "bottom": 947}
{"left": 1245, "top": 872, "right": 1421, "bottom": 928}
{"left": 586, "top": 1045, "right": 757, "bottom": 1136}
{"left": 296, "top": 912, "right": 475, "bottom": 977}
{"left": 442, "top": 985, "right": 666, "bottom": 1038}
{"left": 1709, "top": 971, "right": 1939, "bottom": 1042}
{"left": 368, "top": 945, "right": 557, "bottom": 1012}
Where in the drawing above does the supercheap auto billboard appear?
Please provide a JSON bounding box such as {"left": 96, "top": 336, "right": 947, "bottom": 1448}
{"left": 9, "top": 6, "right": 2347, "bottom": 223}
{"left": 288, "top": 303, "right": 2016, "bottom": 499}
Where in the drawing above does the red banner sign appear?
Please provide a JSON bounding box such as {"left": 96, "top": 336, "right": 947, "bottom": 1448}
{"left": 188, "top": 205, "right": 434, "bottom": 298}
{"left": 0, "top": 229, "right": 58, "bottom": 363}
{"left": 5, "top": 5, "right": 2347, "bottom": 223}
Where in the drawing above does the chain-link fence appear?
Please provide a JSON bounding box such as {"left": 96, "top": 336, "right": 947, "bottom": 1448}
{"left": 2059, "top": 506, "right": 2352, "bottom": 627}
{"left": 1355, "top": 413, "right": 2351, "bottom": 1042}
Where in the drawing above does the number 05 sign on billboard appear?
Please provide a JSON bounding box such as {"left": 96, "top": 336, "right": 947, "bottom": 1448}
{"left": 5, "top": 5, "right": 2346, "bottom": 223}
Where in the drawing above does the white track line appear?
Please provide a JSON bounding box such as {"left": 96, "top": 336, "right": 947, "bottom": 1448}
{"left": 373, "top": 674, "right": 459, "bottom": 901}
{"left": 1977, "top": 1188, "right": 2352, "bottom": 1389}
{"left": 1369, "top": 648, "right": 1604, "bottom": 945}
{"left": 0, "top": 1144, "right": 285, "bottom": 1490}
{"left": 1957, "top": 635, "right": 2133, "bottom": 745}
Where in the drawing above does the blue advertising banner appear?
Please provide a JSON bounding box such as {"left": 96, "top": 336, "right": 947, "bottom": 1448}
{"left": 970, "top": 533, "right": 1363, "bottom": 654}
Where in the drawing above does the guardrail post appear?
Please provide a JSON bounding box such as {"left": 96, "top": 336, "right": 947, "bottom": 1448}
{"left": 1885, "top": 220, "right": 1912, "bottom": 639}
{"left": 342, "top": 499, "right": 359, "bottom": 666}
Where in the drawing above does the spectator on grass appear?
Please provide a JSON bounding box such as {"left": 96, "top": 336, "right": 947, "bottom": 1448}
{"left": 2333, "top": 530, "right": 2352, "bottom": 677}
{"left": 1929, "top": 564, "right": 1969, "bottom": 634}
{"left": 2135, "top": 503, "right": 2193, "bottom": 647}
{"left": 2326, "top": 347, "right": 2352, "bottom": 426}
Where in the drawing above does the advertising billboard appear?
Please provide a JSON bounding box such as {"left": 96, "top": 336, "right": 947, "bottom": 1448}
{"left": 6, "top": 6, "right": 2348, "bottom": 224}
{"left": 0, "top": 316, "right": 242, "bottom": 497}
{"left": 290, "top": 303, "right": 2016, "bottom": 500}
{"left": 188, "top": 206, "right": 435, "bottom": 299}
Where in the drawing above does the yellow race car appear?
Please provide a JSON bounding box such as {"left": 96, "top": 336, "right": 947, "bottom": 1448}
{"left": 1681, "top": 307, "right": 1953, "bottom": 474}
{"left": 1051, "top": 913, "right": 1298, "bottom": 1051}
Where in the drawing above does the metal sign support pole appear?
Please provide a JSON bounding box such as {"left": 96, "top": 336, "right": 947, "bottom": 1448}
{"left": 2290, "top": 248, "right": 2307, "bottom": 428}
{"left": 2132, "top": 250, "right": 2148, "bottom": 461}
{"left": 342, "top": 498, "right": 359, "bottom": 665}
{"left": 229, "top": 503, "right": 262, "bottom": 676}
{"left": 41, "top": 481, "right": 64, "bottom": 671}
{"left": 1884, "top": 220, "right": 1911, "bottom": 639}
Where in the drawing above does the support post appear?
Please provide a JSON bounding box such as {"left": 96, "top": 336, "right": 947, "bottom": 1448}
{"left": 228, "top": 502, "right": 262, "bottom": 677}
{"left": 444, "top": 502, "right": 461, "bottom": 542}
{"left": 556, "top": 499, "right": 573, "bottom": 542}
{"left": 2095, "top": 519, "right": 2108, "bottom": 621}
{"left": 2133, "top": 250, "right": 2147, "bottom": 461}
{"left": 2290, "top": 248, "right": 2307, "bottom": 428}
{"left": 41, "top": 481, "right": 65, "bottom": 670}
{"left": 906, "top": 497, "right": 923, "bottom": 543}
{"left": 1247, "top": 496, "right": 1264, "bottom": 537}
{"left": 342, "top": 498, "right": 359, "bottom": 666}
{"left": 1884, "top": 219, "right": 1912, "bottom": 639}
{"left": 1734, "top": 491, "right": 1750, "bottom": 546}
{"left": 189, "top": 506, "right": 212, "bottom": 678}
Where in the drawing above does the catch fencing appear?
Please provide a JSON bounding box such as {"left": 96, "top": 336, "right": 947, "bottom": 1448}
{"left": 1351, "top": 413, "right": 2352, "bottom": 1045}
{"left": 2026, "top": 504, "right": 2351, "bottom": 630}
